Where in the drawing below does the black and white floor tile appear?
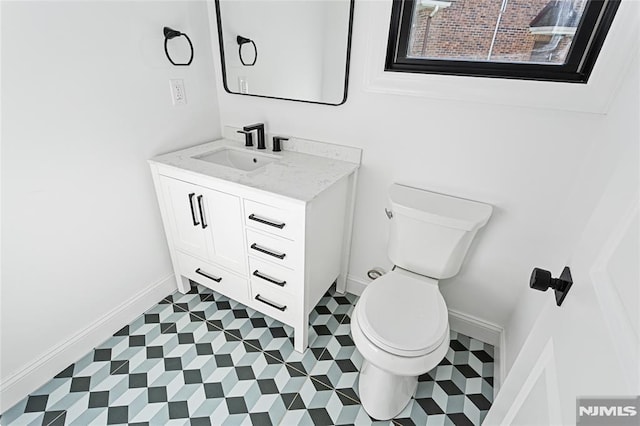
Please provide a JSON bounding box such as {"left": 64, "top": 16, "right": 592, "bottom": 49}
{"left": 2, "top": 283, "right": 494, "bottom": 425}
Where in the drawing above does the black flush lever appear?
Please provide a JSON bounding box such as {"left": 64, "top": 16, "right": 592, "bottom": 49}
{"left": 529, "top": 266, "right": 573, "bottom": 306}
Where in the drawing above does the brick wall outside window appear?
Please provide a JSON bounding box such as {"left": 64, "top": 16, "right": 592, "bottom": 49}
{"left": 408, "top": 0, "right": 587, "bottom": 64}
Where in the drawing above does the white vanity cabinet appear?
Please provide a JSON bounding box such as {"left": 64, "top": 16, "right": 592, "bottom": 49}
{"left": 241, "top": 179, "right": 349, "bottom": 351}
{"left": 149, "top": 135, "right": 361, "bottom": 352}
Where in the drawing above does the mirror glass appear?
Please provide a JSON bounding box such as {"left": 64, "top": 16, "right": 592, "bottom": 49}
{"left": 214, "top": 0, "right": 354, "bottom": 105}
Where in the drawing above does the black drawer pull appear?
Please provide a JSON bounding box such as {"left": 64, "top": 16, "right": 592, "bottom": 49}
{"left": 250, "top": 243, "right": 286, "bottom": 259}
{"left": 248, "top": 214, "right": 285, "bottom": 229}
{"left": 255, "top": 294, "right": 287, "bottom": 311}
{"left": 197, "top": 195, "right": 208, "bottom": 229}
{"left": 188, "top": 193, "right": 200, "bottom": 226}
{"left": 253, "top": 270, "right": 286, "bottom": 287}
{"left": 195, "top": 268, "right": 221, "bottom": 282}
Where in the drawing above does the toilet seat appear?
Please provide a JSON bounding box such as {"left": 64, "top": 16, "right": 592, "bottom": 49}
{"left": 356, "top": 271, "right": 448, "bottom": 357}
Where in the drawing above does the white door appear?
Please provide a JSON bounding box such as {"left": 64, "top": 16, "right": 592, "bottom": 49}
{"left": 484, "top": 142, "right": 639, "bottom": 425}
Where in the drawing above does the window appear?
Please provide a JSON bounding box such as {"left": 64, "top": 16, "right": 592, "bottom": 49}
{"left": 385, "top": 0, "right": 620, "bottom": 82}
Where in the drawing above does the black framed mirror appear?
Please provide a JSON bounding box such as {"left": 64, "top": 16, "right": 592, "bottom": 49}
{"left": 214, "top": 0, "right": 355, "bottom": 106}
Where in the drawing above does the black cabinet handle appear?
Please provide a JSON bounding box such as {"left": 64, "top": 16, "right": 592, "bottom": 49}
{"left": 195, "top": 268, "right": 222, "bottom": 282}
{"left": 252, "top": 270, "right": 286, "bottom": 287}
{"left": 254, "top": 294, "right": 287, "bottom": 311}
{"left": 188, "top": 193, "right": 200, "bottom": 226}
{"left": 250, "top": 243, "right": 286, "bottom": 259}
{"left": 248, "top": 214, "right": 285, "bottom": 229}
{"left": 197, "top": 195, "right": 208, "bottom": 229}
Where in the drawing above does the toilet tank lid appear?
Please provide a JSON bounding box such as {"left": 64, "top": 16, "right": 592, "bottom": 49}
{"left": 389, "top": 184, "right": 493, "bottom": 231}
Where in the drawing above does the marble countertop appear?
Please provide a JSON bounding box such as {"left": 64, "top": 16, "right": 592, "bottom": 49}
{"left": 149, "top": 136, "right": 361, "bottom": 202}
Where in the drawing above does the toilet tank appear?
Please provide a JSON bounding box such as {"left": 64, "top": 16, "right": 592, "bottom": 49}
{"left": 387, "top": 184, "right": 492, "bottom": 279}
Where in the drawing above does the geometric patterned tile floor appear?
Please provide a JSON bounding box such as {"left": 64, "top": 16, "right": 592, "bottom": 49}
{"left": 1, "top": 283, "right": 494, "bottom": 426}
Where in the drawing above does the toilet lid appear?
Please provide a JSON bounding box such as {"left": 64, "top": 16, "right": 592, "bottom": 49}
{"left": 356, "top": 271, "right": 449, "bottom": 357}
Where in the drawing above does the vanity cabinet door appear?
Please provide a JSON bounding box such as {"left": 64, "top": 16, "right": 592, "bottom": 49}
{"left": 161, "top": 177, "right": 209, "bottom": 260}
{"left": 198, "top": 186, "right": 246, "bottom": 273}
{"left": 160, "top": 176, "right": 246, "bottom": 273}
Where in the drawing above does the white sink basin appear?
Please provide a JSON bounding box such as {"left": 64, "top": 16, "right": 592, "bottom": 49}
{"left": 193, "top": 147, "right": 280, "bottom": 171}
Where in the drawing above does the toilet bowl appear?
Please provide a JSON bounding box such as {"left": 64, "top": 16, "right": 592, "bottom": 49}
{"left": 351, "top": 184, "right": 492, "bottom": 420}
{"left": 351, "top": 268, "right": 450, "bottom": 420}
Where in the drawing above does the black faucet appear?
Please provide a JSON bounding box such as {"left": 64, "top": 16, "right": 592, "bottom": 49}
{"left": 272, "top": 136, "right": 288, "bottom": 152}
{"left": 236, "top": 130, "right": 253, "bottom": 147}
{"left": 243, "top": 123, "right": 265, "bottom": 149}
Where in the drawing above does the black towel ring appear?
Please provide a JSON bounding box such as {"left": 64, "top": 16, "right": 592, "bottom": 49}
{"left": 163, "top": 27, "right": 193, "bottom": 66}
{"left": 237, "top": 35, "right": 257, "bottom": 66}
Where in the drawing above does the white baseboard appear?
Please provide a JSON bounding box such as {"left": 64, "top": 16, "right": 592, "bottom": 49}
{"left": 345, "top": 274, "right": 367, "bottom": 296}
{"left": 448, "top": 309, "right": 502, "bottom": 347}
{"left": 0, "top": 274, "right": 175, "bottom": 412}
{"left": 496, "top": 327, "right": 507, "bottom": 396}
{"left": 448, "top": 308, "right": 506, "bottom": 394}
{"left": 345, "top": 274, "right": 505, "bottom": 393}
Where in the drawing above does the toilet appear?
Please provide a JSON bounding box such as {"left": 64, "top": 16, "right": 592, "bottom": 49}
{"left": 351, "top": 184, "right": 492, "bottom": 420}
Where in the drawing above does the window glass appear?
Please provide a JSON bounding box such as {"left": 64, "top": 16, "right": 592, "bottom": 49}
{"left": 407, "top": 0, "right": 588, "bottom": 64}
{"left": 386, "top": 0, "right": 620, "bottom": 82}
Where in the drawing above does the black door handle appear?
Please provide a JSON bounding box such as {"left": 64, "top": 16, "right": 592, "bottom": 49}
{"left": 250, "top": 243, "right": 286, "bottom": 259}
{"left": 195, "top": 268, "right": 222, "bottom": 282}
{"left": 529, "top": 266, "right": 573, "bottom": 306}
{"left": 197, "top": 195, "right": 208, "bottom": 229}
{"left": 188, "top": 193, "right": 200, "bottom": 227}
{"left": 252, "top": 270, "right": 286, "bottom": 287}
{"left": 254, "top": 294, "right": 287, "bottom": 311}
{"left": 248, "top": 214, "right": 285, "bottom": 229}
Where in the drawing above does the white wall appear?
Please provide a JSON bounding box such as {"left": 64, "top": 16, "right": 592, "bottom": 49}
{"left": 211, "top": 0, "right": 638, "bottom": 333}
{"left": 1, "top": 1, "right": 221, "bottom": 409}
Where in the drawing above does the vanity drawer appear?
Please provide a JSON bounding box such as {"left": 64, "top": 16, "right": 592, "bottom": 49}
{"left": 250, "top": 280, "right": 294, "bottom": 326}
{"left": 246, "top": 229, "right": 298, "bottom": 270}
{"left": 249, "top": 257, "right": 297, "bottom": 295}
{"left": 176, "top": 252, "right": 248, "bottom": 303}
{"left": 244, "top": 199, "right": 300, "bottom": 241}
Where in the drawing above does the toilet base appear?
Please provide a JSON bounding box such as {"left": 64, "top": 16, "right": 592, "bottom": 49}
{"left": 358, "top": 359, "right": 418, "bottom": 420}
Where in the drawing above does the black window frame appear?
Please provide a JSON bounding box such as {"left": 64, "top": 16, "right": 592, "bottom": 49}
{"left": 385, "top": 0, "right": 621, "bottom": 83}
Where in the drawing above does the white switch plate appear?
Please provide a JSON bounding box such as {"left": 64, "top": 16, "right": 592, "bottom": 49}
{"left": 169, "top": 79, "right": 186, "bottom": 106}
